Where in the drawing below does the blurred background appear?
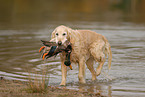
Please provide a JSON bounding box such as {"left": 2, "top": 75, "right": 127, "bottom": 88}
{"left": 0, "top": 0, "right": 145, "bottom": 30}
{"left": 0, "top": 0, "right": 145, "bottom": 97}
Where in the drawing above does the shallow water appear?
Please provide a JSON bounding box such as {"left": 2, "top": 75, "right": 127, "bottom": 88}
{"left": 1, "top": 22, "right": 145, "bottom": 96}
{"left": 1, "top": 0, "right": 145, "bottom": 96}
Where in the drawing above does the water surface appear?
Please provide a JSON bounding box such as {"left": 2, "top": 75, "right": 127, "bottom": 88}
{"left": 0, "top": 1, "right": 145, "bottom": 96}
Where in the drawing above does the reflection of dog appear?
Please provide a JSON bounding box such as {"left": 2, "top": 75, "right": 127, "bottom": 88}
{"left": 51, "top": 25, "right": 112, "bottom": 85}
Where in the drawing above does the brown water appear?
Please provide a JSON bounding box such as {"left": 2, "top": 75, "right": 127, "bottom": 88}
{"left": 0, "top": 0, "right": 145, "bottom": 96}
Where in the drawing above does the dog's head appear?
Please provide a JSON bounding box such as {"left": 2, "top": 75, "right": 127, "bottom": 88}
{"left": 51, "top": 25, "right": 71, "bottom": 45}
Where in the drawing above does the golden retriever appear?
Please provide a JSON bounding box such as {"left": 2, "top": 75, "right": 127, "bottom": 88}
{"left": 50, "top": 25, "right": 112, "bottom": 85}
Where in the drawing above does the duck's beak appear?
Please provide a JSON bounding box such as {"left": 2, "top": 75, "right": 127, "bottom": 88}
{"left": 69, "top": 65, "right": 72, "bottom": 70}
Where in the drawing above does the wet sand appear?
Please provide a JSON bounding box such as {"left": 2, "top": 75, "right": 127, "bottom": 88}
{"left": 0, "top": 78, "right": 104, "bottom": 97}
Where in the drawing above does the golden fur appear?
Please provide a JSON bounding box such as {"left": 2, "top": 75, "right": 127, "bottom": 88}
{"left": 50, "top": 25, "right": 112, "bottom": 85}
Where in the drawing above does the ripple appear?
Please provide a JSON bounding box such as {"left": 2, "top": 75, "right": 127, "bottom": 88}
{"left": 28, "top": 58, "right": 41, "bottom": 62}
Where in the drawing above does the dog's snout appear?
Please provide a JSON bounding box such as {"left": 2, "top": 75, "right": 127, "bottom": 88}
{"left": 58, "top": 41, "right": 62, "bottom": 45}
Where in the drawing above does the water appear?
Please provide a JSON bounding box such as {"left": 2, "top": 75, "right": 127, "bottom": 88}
{"left": 0, "top": 0, "right": 145, "bottom": 96}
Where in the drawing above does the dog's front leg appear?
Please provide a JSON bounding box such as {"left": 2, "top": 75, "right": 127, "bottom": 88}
{"left": 60, "top": 57, "right": 67, "bottom": 86}
{"left": 78, "top": 57, "right": 86, "bottom": 84}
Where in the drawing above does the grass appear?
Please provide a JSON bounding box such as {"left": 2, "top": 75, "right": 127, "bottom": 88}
{"left": 27, "top": 68, "right": 50, "bottom": 93}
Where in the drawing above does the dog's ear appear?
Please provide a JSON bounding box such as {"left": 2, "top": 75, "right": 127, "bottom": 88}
{"left": 51, "top": 29, "right": 56, "bottom": 39}
{"left": 67, "top": 28, "right": 75, "bottom": 44}
{"left": 67, "top": 29, "right": 71, "bottom": 41}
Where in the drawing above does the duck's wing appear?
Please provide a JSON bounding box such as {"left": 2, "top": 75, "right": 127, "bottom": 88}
{"left": 41, "top": 40, "right": 57, "bottom": 47}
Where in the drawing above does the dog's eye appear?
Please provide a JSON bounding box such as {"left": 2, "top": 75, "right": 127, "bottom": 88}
{"left": 56, "top": 33, "right": 58, "bottom": 36}
{"left": 63, "top": 33, "right": 66, "bottom": 36}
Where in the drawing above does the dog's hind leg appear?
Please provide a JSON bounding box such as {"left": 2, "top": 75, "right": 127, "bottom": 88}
{"left": 86, "top": 58, "right": 96, "bottom": 80}
{"left": 96, "top": 56, "right": 106, "bottom": 76}
{"left": 96, "top": 48, "right": 107, "bottom": 76}
{"left": 89, "top": 40, "right": 106, "bottom": 76}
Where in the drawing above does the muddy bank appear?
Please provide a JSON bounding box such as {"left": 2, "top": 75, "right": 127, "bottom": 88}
{"left": 0, "top": 79, "right": 104, "bottom": 97}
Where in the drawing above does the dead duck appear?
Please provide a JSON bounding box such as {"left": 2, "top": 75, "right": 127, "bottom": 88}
{"left": 39, "top": 40, "right": 72, "bottom": 70}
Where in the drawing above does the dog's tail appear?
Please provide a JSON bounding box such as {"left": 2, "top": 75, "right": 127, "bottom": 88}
{"left": 105, "top": 42, "right": 112, "bottom": 70}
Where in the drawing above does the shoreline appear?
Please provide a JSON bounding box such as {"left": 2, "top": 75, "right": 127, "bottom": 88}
{"left": 0, "top": 78, "right": 104, "bottom": 97}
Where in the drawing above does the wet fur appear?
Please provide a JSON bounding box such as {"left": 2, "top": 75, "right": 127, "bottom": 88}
{"left": 51, "top": 25, "right": 112, "bottom": 85}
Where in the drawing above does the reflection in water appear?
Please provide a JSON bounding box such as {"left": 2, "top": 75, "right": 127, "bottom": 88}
{"left": 78, "top": 84, "right": 112, "bottom": 97}
{"left": 0, "top": 0, "right": 145, "bottom": 97}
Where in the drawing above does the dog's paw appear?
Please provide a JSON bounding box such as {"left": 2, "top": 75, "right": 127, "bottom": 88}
{"left": 92, "top": 76, "right": 96, "bottom": 81}
{"left": 79, "top": 79, "right": 86, "bottom": 84}
{"left": 59, "top": 82, "right": 66, "bottom": 86}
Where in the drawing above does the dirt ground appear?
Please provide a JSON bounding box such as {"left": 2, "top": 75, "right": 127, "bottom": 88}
{"left": 0, "top": 79, "right": 104, "bottom": 97}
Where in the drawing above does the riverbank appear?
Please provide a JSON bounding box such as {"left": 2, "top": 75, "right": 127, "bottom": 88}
{"left": 0, "top": 78, "right": 104, "bottom": 97}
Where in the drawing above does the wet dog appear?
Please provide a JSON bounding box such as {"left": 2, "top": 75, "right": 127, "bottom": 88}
{"left": 50, "top": 25, "right": 112, "bottom": 85}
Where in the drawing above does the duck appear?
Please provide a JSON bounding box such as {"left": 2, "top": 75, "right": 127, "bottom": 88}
{"left": 39, "top": 40, "right": 72, "bottom": 70}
